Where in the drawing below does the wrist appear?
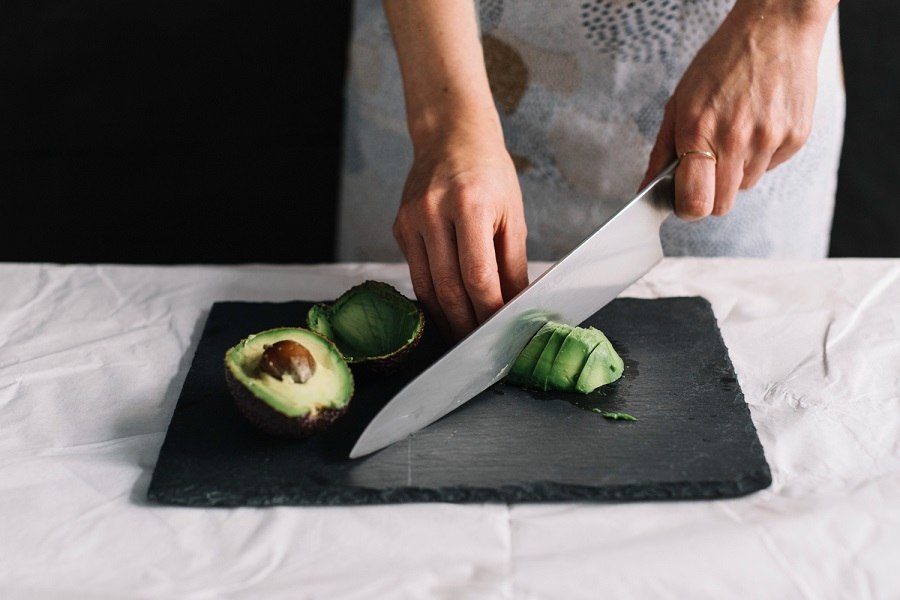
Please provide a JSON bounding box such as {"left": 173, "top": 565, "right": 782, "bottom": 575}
{"left": 732, "top": 0, "right": 838, "bottom": 33}
{"left": 406, "top": 95, "right": 504, "bottom": 153}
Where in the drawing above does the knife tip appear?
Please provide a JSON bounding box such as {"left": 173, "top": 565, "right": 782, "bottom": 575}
{"left": 348, "top": 438, "right": 379, "bottom": 460}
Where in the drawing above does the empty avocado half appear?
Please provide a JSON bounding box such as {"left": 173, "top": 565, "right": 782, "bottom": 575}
{"left": 505, "top": 321, "right": 624, "bottom": 393}
{"left": 225, "top": 327, "right": 354, "bottom": 438}
{"left": 307, "top": 280, "right": 425, "bottom": 375}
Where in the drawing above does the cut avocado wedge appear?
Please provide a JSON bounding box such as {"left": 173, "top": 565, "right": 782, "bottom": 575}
{"left": 506, "top": 322, "right": 556, "bottom": 387}
{"left": 546, "top": 326, "right": 603, "bottom": 391}
{"left": 506, "top": 321, "right": 624, "bottom": 394}
{"left": 575, "top": 337, "right": 624, "bottom": 393}
{"left": 531, "top": 323, "right": 573, "bottom": 391}
{"left": 308, "top": 280, "right": 425, "bottom": 375}
{"left": 225, "top": 327, "right": 354, "bottom": 438}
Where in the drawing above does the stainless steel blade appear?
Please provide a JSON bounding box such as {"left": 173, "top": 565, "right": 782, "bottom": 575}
{"left": 349, "top": 160, "right": 678, "bottom": 459}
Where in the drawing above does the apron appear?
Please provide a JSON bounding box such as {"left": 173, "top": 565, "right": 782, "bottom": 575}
{"left": 337, "top": 0, "right": 845, "bottom": 261}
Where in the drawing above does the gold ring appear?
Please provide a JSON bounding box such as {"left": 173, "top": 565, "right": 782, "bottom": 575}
{"left": 678, "top": 149, "right": 717, "bottom": 164}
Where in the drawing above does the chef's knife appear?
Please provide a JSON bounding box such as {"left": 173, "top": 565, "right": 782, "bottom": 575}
{"left": 349, "top": 160, "right": 679, "bottom": 459}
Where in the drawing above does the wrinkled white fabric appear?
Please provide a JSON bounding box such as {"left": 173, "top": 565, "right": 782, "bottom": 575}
{"left": 1, "top": 259, "right": 898, "bottom": 599}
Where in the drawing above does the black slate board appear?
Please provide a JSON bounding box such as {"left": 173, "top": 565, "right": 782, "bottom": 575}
{"left": 147, "top": 297, "right": 771, "bottom": 506}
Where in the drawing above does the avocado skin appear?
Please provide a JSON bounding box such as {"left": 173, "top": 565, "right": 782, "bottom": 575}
{"left": 307, "top": 280, "right": 425, "bottom": 377}
{"left": 225, "top": 367, "right": 350, "bottom": 439}
{"left": 306, "top": 304, "right": 334, "bottom": 341}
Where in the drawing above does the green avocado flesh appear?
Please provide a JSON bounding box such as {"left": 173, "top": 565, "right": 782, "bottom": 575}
{"left": 505, "top": 321, "right": 624, "bottom": 394}
{"left": 506, "top": 322, "right": 555, "bottom": 385}
{"left": 575, "top": 336, "right": 624, "bottom": 393}
{"left": 307, "top": 280, "right": 424, "bottom": 364}
{"left": 225, "top": 328, "right": 353, "bottom": 417}
{"left": 548, "top": 326, "right": 602, "bottom": 391}
{"left": 532, "top": 323, "right": 573, "bottom": 391}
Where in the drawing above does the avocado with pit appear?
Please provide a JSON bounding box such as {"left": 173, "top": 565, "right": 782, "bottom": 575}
{"left": 505, "top": 321, "right": 624, "bottom": 394}
{"left": 224, "top": 327, "right": 354, "bottom": 438}
{"left": 308, "top": 280, "right": 425, "bottom": 375}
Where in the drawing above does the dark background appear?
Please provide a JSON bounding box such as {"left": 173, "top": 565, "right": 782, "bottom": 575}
{"left": 1, "top": 1, "right": 897, "bottom": 264}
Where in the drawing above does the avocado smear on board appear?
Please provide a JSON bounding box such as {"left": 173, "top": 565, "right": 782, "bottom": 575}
{"left": 505, "top": 321, "right": 625, "bottom": 394}
{"left": 591, "top": 409, "right": 638, "bottom": 421}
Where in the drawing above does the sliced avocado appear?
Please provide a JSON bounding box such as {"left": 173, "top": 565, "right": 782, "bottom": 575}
{"left": 546, "top": 326, "right": 602, "bottom": 391}
{"left": 574, "top": 335, "right": 625, "bottom": 393}
{"left": 308, "top": 280, "right": 425, "bottom": 375}
{"left": 503, "top": 321, "right": 624, "bottom": 394}
{"left": 506, "top": 322, "right": 557, "bottom": 387}
{"left": 531, "top": 322, "right": 573, "bottom": 391}
{"left": 224, "top": 327, "right": 354, "bottom": 438}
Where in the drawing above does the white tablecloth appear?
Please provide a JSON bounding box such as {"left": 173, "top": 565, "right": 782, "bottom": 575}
{"left": 2, "top": 258, "right": 898, "bottom": 599}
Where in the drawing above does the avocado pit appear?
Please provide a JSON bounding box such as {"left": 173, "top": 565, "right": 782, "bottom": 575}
{"left": 260, "top": 340, "right": 316, "bottom": 383}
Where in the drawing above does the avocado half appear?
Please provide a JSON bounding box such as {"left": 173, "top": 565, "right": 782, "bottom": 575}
{"left": 224, "top": 327, "right": 354, "bottom": 438}
{"left": 505, "top": 321, "right": 624, "bottom": 393}
{"left": 307, "top": 280, "right": 425, "bottom": 375}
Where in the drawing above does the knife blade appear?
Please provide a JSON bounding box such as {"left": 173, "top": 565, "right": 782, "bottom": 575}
{"left": 349, "top": 159, "right": 678, "bottom": 459}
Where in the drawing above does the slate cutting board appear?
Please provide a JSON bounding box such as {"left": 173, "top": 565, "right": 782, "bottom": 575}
{"left": 147, "top": 296, "right": 771, "bottom": 506}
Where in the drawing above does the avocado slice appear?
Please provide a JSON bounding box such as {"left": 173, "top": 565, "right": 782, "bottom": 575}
{"left": 574, "top": 335, "right": 625, "bottom": 393}
{"left": 531, "top": 323, "right": 573, "bottom": 391}
{"left": 308, "top": 280, "right": 425, "bottom": 375}
{"left": 224, "top": 327, "right": 354, "bottom": 438}
{"left": 506, "top": 321, "right": 557, "bottom": 386}
{"left": 546, "top": 326, "right": 602, "bottom": 391}
{"left": 504, "top": 321, "right": 624, "bottom": 394}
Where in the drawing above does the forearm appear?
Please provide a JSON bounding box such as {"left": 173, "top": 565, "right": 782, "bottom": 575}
{"left": 382, "top": 0, "right": 502, "bottom": 149}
